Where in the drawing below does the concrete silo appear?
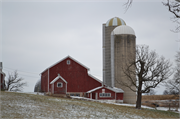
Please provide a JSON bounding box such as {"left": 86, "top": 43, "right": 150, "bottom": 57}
{"left": 111, "top": 25, "right": 136, "bottom": 104}
{"left": 103, "top": 17, "right": 136, "bottom": 104}
{"left": 103, "top": 17, "right": 126, "bottom": 87}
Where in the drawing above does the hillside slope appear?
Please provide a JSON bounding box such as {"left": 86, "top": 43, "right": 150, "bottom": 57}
{"left": 0, "top": 91, "right": 179, "bottom": 118}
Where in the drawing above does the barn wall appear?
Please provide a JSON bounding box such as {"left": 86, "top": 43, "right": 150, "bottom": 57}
{"left": 116, "top": 93, "right": 123, "bottom": 100}
{"left": 92, "top": 87, "right": 116, "bottom": 100}
{"left": 41, "top": 70, "right": 48, "bottom": 92}
{"left": 1, "top": 73, "right": 5, "bottom": 90}
{"left": 52, "top": 78, "right": 66, "bottom": 94}
{"left": 87, "top": 76, "right": 102, "bottom": 92}
{"left": 47, "top": 57, "right": 102, "bottom": 93}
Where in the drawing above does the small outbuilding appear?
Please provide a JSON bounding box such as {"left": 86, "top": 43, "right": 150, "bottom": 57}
{"left": 0, "top": 62, "right": 6, "bottom": 90}
{"left": 87, "top": 85, "right": 124, "bottom": 103}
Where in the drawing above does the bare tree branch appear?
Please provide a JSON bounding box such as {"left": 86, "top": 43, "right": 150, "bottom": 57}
{"left": 5, "top": 70, "right": 27, "bottom": 92}
{"left": 124, "top": 0, "right": 133, "bottom": 12}
{"left": 163, "top": 0, "right": 180, "bottom": 32}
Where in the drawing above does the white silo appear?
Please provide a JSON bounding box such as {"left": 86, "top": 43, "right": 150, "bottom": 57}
{"left": 111, "top": 25, "right": 136, "bottom": 103}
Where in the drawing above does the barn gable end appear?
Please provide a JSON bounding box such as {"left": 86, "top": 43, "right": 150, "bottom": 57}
{"left": 40, "top": 56, "right": 102, "bottom": 95}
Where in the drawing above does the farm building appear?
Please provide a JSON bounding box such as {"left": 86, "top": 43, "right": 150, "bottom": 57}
{"left": 0, "top": 62, "right": 6, "bottom": 90}
{"left": 40, "top": 56, "right": 124, "bottom": 102}
{"left": 87, "top": 85, "right": 124, "bottom": 103}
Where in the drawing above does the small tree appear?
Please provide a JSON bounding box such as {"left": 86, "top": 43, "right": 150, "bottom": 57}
{"left": 5, "top": 70, "right": 27, "bottom": 92}
{"left": 164, "top": 51, "right": 180, "bottom": 97}
{"left": 163, "top": 90, "right": 169, "bottom": 95}
{"left": 118, "top": 45, "right": 172, "bottom": 109}
{"left": 145, "top": 89, "right": 156, "bottom": 95}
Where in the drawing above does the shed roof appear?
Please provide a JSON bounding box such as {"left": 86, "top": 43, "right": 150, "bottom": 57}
{"left": 87, "top": 86, "right": 124, "bottom": 93}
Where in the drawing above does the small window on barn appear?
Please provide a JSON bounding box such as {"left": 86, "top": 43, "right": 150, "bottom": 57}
{"left": 76, "top": 94, "right": 80, "bottom": 97}
{"left": 99, "top": 93, "right": 111, "bottom": 97}
{"left": 70, "top": 94, "right": 74, "bottom": 96}
{"left": 102, "top": 89, "right": 105, "bottom": 93}
{"left": 57, "top": 82, "right": 63, "bottom": 87}
{"left": 67, "top": 60, "right": 71, "bottom": 65}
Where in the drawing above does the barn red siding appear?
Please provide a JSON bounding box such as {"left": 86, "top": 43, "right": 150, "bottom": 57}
{"left": 41, "top": 57, "right": 102, "bottom": 94}
{"left": 87, "top": 76, "right": 102, "bottom": 92}
{"left": 116, "top": 93, "right": 123, "bottom": 100}
{"left": 51, "top": 78, "right": 66, "bottom": 94}
{"left": 41, "top": 70, "right": 48, "bottom": 92}
{"left": 1, "top": 74, "right": 4, "bottom": 90}
{"left": 92, "top": 87, "right": 116, "bottom": 100}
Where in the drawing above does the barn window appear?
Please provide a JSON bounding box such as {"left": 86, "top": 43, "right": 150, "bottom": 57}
{"left": 57, "top": 82, "right": 63, "bottom": 87}
{"left": 76, "top": 94, "right": 80, "bottom": 97}
{"left": 99, "top": 93, "right": 111, "bottom": 97}
{"left": 102, "top": 89, "right": 105, "bottom": 93}
{"left": 67, "top": 60, "right": 71, "bottom": 65}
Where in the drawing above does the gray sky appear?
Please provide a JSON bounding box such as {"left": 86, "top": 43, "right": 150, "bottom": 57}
{"left": 1, "top": 0, "right": 179, "bottom": 94}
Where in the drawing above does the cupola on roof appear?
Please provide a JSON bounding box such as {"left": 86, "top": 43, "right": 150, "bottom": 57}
{"left": 106, "top": 17, "right": 126, "bottom": 27}
{"left": 112, "top": 25, "right": 135, "bottom": 36}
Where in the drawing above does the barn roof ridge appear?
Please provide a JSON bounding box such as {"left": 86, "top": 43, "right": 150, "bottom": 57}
{"left": 41, "top": 55, "right": 90, "bottom": 74}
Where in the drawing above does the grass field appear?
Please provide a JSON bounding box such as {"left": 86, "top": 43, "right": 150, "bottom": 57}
{"left": 0, "top": 91, "right": 179, "bottom": 118}
{"left": 142, "top": 95, "right": 179, "bottom": 101}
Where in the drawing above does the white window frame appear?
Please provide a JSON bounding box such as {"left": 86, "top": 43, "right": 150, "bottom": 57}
{"left": 99, "top": 93, "right": 111, "bottom": 97}
{"left": 67, "top": 60, "right": 71, "bottom": 65}
{"left": 57, "top": 82, "right": 63, "bottom": 87}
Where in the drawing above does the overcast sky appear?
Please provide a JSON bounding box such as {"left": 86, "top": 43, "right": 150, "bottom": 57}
{"left": 1, "top": 0, "right": 179, "bottom": 94}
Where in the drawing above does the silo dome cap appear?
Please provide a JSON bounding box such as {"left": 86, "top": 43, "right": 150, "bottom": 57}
{"left": 112, "top": 25, "right": 135, "bottom": 36}
{"left": 106, "top": 17, "right": 126, "bottom": 27}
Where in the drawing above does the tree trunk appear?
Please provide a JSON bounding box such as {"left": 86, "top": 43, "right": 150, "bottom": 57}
{"left": 136, "top": 91, "right": 142, "bottom": 109}
{"left": 136, "top": 81, "right": 142, "bottom": 109}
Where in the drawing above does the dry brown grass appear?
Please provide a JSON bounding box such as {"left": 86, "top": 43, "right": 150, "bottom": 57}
{"left": 1, "top": 91, "right": 179, "bottom": 118}
{"left": 142, "top": 95, "right": 179, "bottom": 101}
{"left": 142, "top": 95, "right": 179, "bottom": 108}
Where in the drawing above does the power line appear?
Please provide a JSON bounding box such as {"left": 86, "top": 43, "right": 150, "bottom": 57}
{"left": 3, "top": 69, "right": 40, "bottom": 78}
{"left": 4, "top": 67, "right": 39, "bottom": 75}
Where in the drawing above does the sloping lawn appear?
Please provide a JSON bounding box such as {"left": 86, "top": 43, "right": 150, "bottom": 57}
{"left": 0, "top": 91, "right": 179, "bottom": 118}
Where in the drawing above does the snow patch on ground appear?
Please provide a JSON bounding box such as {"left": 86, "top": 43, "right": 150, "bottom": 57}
{"left": 71, "top": 96, "right": 180, "bottom": 113}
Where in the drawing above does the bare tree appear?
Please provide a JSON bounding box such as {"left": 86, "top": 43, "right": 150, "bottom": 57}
{"left": 34, "top": 79, "right": 41, "bottom": 92}
{"left": 119, "top": 45, "right": 172, "bottom": 109}
{"left": 164, "top": 51, "right": 180, "bottom": 97}
{"left": 162, "top": 0, "right": 180, "bottom": 32}
{"left": 5, "top": 70, "right": 27, "bottom": 92}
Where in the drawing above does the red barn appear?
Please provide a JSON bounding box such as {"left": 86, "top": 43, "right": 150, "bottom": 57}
{"left": 41, "top": 56, "right": 102, "bottom": 96}
{"left": 40, "top": 56, "right": 124, "bottom": 102}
